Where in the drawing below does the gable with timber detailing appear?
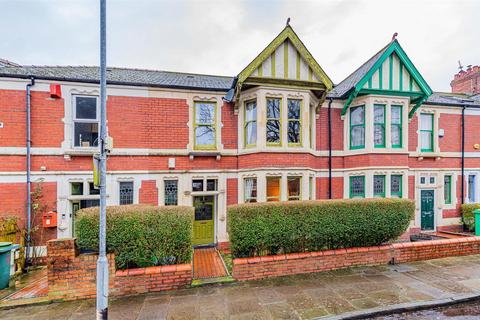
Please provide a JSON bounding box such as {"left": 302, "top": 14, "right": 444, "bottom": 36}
{"left": 237, "top": 25, "right": 333, "bottom": 90}
{"left": 362, "top": 52, "right": 422, "bottom": 92}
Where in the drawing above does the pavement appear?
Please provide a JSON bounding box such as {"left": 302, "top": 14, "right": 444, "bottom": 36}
{"left": 1, "top": 254, "right": 480, "bottom": 320}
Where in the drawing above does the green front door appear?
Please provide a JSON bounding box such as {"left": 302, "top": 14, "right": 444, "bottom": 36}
{"left": 192, "top": 196, "right": 215, "bottom": 246}
{"left": 421, "top": 190, "right": 435, "bottom": 231}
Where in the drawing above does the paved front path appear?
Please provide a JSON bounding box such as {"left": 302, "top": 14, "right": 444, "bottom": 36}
{"left": 2, "top": 254, "right": 480, "bottom": 320}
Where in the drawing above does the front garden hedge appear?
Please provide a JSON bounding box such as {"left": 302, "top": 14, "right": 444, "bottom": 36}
{"left": 75, "top": 205, "right": 193, "bottom": 269}
{"left": 228, "top": 198, "right": 414, "bottom": 258}
{"left": 461, "top": 203, "right": 480, "bottom": 232}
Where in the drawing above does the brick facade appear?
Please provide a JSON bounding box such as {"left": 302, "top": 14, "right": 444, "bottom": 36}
{"left": 47, "top": 238, "right": 192, "bottom": 301}
{"left": 232, "top": 236, "right": 480, "bottom": 281}
{"left": 451, "top": 65, "right": 480, "bottom": 94}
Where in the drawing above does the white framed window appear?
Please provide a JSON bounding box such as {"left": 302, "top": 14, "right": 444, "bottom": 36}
{"left": 119, "top": 181, "right": 134, "bottom": 205}
{"left": 468, "top": 175, "right": 477, "bottom": 203}
{"left": 244, "top": 177, "right": 257, "bottom": 203}
{"left": 287, "top": 176, "right": 301, "bottom": 200}
{"left": 244, "top": 100, "right": 257, "bottom": 147}
{"left": 73, "top": 95, "right": 99, "bottom": 147}
{"left": 164, "top": 180, "right": 178, "bottom": 206}
{"left": 266, "top": 176, "right": 281, "bottom": 201}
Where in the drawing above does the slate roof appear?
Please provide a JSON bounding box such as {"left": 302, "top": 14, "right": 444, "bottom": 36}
{"left": 425, "top": 92, "right": 480, "bottom": 107}
{"left": 327, "top": 43, "right": 390, "bottom": 99}
{"left": 0, "top": 65, "right": 234, "bottom": 91}
{"left": 0, "top": 59, "right": 20, "bottom": 67}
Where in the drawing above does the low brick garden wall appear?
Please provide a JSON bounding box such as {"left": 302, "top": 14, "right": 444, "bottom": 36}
{"left": 233, "top": 236, "right": 480, "bottom": 281}
{"left": 47, "top": 238, "right": 192, "bottom": 301}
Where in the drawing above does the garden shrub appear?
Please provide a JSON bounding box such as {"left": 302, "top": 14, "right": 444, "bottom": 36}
{"left": 228, "top": 198, "right": 414, "bottom": 258}
{"left": 75, "top": 205, "right": 193, "bottom": 269}
{"left": 461, "top": 203, "right": 480, "bottom": 232}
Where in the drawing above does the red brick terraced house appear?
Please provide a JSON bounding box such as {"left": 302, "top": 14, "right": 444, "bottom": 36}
{"left": 1, "top": 25, "right": 480, "bottom": 253}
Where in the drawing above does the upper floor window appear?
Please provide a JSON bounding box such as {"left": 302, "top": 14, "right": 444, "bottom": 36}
{"left": 287, "top": 176, "right": 301, "bottom": 200}
{"left": 266, "top": 98, "right": 281, "bottom": 145}
{"left": 287, "top": 99, "right": 301, "bottom": 145}
{"left": 119, "top": 181, "right": 133, "bottom": 205}
{"left": 391, "top": 105, "right": 402, "bottom": 148}
{"left": 164, "top": 180, "right": 178, "bottom": 206}
{"left": 266, "top": 176, "right": 281, "bottom": 201}
{"left": 74, "top": 96, "right": 99, "bottom": 147}
{"left": 373, "top": 105, "right": 385, "bottom": 148}
{"left": 373, "top": 175, "right": 385, "bottom": 197}
{"left": 350, "top": 105, "right": 365, "bottom": 149}
{"left": 391, "top": 175, "right": 402, "bottom": 198}
{"left": 244, "top": 100, "right": 257, "bottom": 147}
{"left": 350, "top": 176, "right": 365, "bottom": 198}
{"left": 194, "top": 102, "right": 216, "bottom": 149}
{"left": 419, "top": 113, "right": 434, "bottom": 152}
{"left": 444, "top": 175, "right": 452, "bottom": 205}
{"left": 244, "top": 178, "right": 257, "bottom": 203}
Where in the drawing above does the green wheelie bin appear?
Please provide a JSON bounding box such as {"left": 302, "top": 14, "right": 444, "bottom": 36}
{"left": 0, "top": 242, "right": 20, "bottom": 289}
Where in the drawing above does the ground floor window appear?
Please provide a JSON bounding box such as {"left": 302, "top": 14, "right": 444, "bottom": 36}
{"left": 373, "top": 175, "right": 385, "bottom": 197}
{"left": 349, "top": 176, "right": 365, "bottom": 198}
{"left": 309, "top": 176, "right": 314, "bottom": 200}
{"left": 244, "top": 178, "right": 257, "bottom": 203}
{"left": 444, "top": 175, "right": 452, "bottom": 205}
{"left": 287, "top": 176, "right": 301, "bottom": 201}
{"left": 164, "top": 180, "right": 178, "bottom": 206}
{"left": 391, "top": 175, "right": 402, "bottom": 198}
{"left": 468, "top": 175, "right": 476, "bottom": 203}
{"left": 266, "top": 176, "right": 281, "bottom": 202}
{"left": 119, "top": 181, "right": 133, "bottom": 205}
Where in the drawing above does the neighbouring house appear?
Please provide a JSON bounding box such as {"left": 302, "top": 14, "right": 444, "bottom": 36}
{"left": 0, "top": 24, "right": 479, "bottom": 253}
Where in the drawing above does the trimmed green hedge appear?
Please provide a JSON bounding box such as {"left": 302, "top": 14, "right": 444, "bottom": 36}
{"left": 462, "top": 203, "right": 480, "bottom": 232}
{"left": 75, "top": 205, "right": 193, "bottom": 269}
{"left": 228, "top": 199, "right": 414, "bottom": 258}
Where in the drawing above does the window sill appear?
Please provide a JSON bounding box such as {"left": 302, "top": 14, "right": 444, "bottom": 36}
{"left": 65, "top": 148, "right": 99, "bottom": 156}
{"left": 188, "top": 151, "right": 221, "bottom": 160}
{"left": 416, "top": 152, "right": 441, "bottom": 160}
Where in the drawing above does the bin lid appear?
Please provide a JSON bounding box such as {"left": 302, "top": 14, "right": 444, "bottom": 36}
{"left": 474, "top": 209, "right": 480, "bottom": 213}
{"left": 0, "top": 242, "right": 12, "bottom": 247}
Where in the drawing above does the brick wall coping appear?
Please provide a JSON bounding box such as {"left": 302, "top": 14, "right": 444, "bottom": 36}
{"left": 233, "top": 236, "right": 480, "bottom": 265}
{"left": 115, "top": 264, "right": 192, "bottom": 277}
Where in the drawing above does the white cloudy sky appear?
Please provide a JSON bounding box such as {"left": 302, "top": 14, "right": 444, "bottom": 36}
{"left": 1, "top": 0, "right": 479, "bottom": 91}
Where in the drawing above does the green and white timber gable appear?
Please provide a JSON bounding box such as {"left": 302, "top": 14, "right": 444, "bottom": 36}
{"left": 235, "top": 24, "right": 333, "bottom": 103}
{"left": 329, "top": 39, "right": 432, "bottom": 119}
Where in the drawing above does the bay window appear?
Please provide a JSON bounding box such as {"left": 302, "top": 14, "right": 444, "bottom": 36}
{"left": 391, "top": 175, "right": 402, "bottom": 198}
{"left": 374, "top": 104, "right": 385, "bottom": 148}
{"left": 287, "top": 176, "right": 301, "bottom": 200}
{"left": 420, "top": 113, "right": 434, "bottom": 152}
{"left": 73, "top": 96, "right": 99, "bottom": 147}
{"left": 266, "top": 98, "right": 281, "bottom": 145}
{"left": 266, "top": 176, "right": 281, "bottom": 201}
{"left": 244, "top": 178, "right": 257, "bottom": 203}
{"left": 194, "top": 102, "right": 216, "bottom": 149}
{"left": 287, "top": 99, "right": 301, "bottom": 145}
{"left": 350, "top": 105, "right": 365, "bottom": 149}
{"left": 349, "top": 176, "right": 365, "bottom": 198}
{"left": 373, "top": 175, "right": 385, "bottom": 197}
{"left": 244, "top": 100, "right": 257, "bottom": 147}
{"left": 391, "top": 105, "right": 402, "bottom": 148}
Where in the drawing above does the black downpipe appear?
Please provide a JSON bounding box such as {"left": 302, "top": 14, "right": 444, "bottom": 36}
{"left": 461, "top": 106, "right": 465, "bottom": 205}
{"left": 328, "top": 98, "right": 333, "bottom": 199}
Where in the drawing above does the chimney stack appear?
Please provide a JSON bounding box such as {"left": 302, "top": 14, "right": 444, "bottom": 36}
{"left": 451, "top": 64, "right": 480, "bottom": 94}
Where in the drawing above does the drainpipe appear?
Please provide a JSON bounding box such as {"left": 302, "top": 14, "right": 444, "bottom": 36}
{"left": 461, "top": 106, "right": 465, "bottom": 205}
{"left": 26, "top": 76, "right": 35, "bottom": 265}
{"left": 328, "top": 98, "right": 333, "bottom": 199}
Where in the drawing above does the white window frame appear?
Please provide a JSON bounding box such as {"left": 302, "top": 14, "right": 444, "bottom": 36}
{"left": 72, "top": 95, "right": 100, "bottom": 148}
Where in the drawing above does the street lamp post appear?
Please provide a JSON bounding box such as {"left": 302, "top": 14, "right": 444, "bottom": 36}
{"left": 96, "top": 0, "right": 109, "bottom": 319}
